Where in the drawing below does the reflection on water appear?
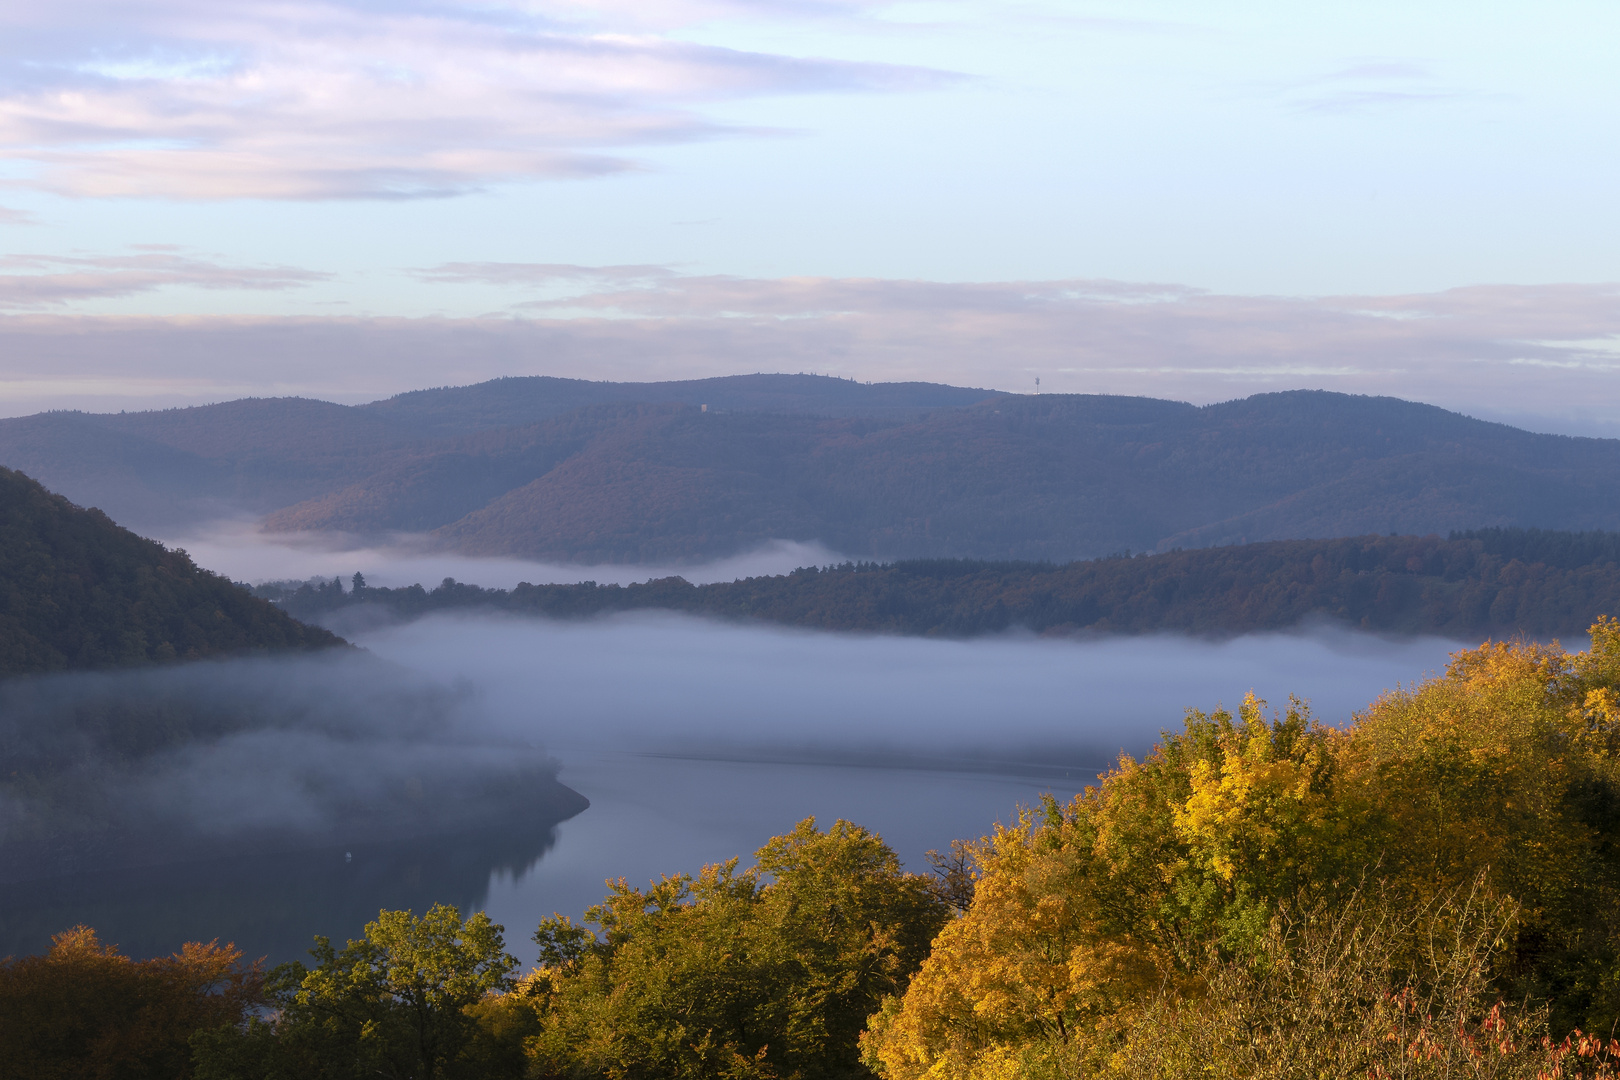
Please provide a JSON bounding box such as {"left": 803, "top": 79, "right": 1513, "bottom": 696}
{"left": 0, "top": 809, "right": 576, "bottom": 965}
{"left": 1, "top": 753, "right": 1068, "bottom": 967}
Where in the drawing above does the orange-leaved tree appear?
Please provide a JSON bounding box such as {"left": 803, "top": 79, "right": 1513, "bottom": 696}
{"left": 0, "top": 925, "right": 263, "bottom": 1080}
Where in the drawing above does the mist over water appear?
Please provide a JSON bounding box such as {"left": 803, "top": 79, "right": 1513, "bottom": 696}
{"left": 355, "top": 611, "right": 1465, "bottom": 767}
{"left": 7, "top": 526, "right": 1485, "bottom": 965}
{"left": 0, "top": 651, "right": 583, "bottom": 962}
{"left": 159, "top": 520, "right": 847, "bottom": 590}
{"left": 333, "top": 611, "right": 1466, "bottom": 964}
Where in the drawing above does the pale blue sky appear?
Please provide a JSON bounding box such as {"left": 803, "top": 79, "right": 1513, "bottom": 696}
{"left": 0, "top": 0, "right": 1616, "bottom": 424}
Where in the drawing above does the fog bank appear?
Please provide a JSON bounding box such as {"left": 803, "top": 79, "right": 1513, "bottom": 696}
{"left": 160, "top": 520, "right": 845, "bottom": 589}
{"left": 353, "top": 611, "right": 1467, "bottom": 773}
{"left": 0, "top": 651, "right": 580, "bottom": 881}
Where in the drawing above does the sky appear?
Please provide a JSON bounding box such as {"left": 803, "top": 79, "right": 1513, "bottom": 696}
{"left": 1, "top": 0, "right": 1617, "bottom": 432}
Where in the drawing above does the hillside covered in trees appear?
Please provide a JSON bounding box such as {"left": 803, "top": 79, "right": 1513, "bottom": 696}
{"left": 5, "top": 377, "right": 1620, "bottom": 562}
{"left": 0, "top": 466, "right": 341, "bottom": 677}
{"left": 262, "top": 529, "right": 1620, "bottom": 641}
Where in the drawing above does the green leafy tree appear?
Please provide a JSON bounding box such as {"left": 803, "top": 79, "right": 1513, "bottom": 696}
{"left": 524, "top": 817, "right": 949, "bottom": 1079}
{"left": 194, "top": 904, "right": 518, "bottom": 1080}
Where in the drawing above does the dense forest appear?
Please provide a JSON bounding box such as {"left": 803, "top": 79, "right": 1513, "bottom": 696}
{"left": 0, "top": 465, "right": 341, "bottom": 677}
{"left": 11, "top": 621, "right": 1620, "bottom": 1079}
{"left": 7, "top": 378, "right": 1620, "bottom": 561}
{"left": 260, "top": 528, "right": 1620, "bottom": 640}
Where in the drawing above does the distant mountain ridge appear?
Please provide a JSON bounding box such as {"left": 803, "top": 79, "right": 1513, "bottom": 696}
{"left": 0, "top": 466, "right": 342, "bottom": 676}
{"left": 0, "top": 375, "right": 1001, "bottom": 534}
{"left": 364, "top": 373, "right": 1000, "bottom": 437}
{"left": 3, "top": 375, "right": 1620, "bottom": 562}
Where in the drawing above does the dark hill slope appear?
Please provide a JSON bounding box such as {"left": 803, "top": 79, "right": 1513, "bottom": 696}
{"left": 0, "top": 467, "right": 342, "bottom": 676}
{"left": 0, "top": 399, "right": 421, "bottom": 531}
{"left": 0, "top": 375, "right": 997, "bottom": 531}
{"left": 287, "top": 391, "right": 1620, "bottom": 562}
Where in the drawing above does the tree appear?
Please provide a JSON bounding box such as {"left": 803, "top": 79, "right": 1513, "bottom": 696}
{"left": 524, "top": 817, "right": 950, "bottom": 1079}
{"left": 861, "top": 620, "right": 1620, "bottom": 1078}
{"left": 194, "top": 904, "right": 518, "bottom": 1080}
{"left": 0, "top": 925, "right": 262, "bottom": 1080}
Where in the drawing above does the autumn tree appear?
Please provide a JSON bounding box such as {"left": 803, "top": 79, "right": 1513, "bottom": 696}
{"left": 0, "top": 925, "right": 262, "bottom": 1080}
{"left": 862, "top": 619, "right": 1620, "bottom": 1078}
{"left": 524, "top": 817, "right": 949, "bottom": 1079}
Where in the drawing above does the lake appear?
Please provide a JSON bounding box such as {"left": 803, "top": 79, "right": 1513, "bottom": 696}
{"left": 3, "top": 614, "right": 1468, "bottom": 967}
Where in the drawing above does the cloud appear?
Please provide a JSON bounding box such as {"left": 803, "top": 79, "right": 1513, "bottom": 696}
{"left": 0, "top": 276, "right": 1617, "bottom": 435}
{"left": 0, "top": 206, "right": 36, "bottom": 226}
{"left": 414, "top": 262, "right": 677, "bottom": 286}
{"left": 0, "top": 251, "right": 328, "bottom": 308}
{"left": 0, "top": 0, "right": 957, "bottom": 200}
{"left": 1272, "top": 58, "right": 1470, "bottom": 114}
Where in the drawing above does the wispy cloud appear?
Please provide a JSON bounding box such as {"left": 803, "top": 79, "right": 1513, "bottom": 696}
{"left": 1272, "top": 58, "right": 1469, "bottom": 114}
{"left": 414, "top": 262, "right": 677, "bottom": 286}
{"left": 0, "top": 251, "right": 328, "bottom": 307}
{"left": 0, "top": 0, "right": 957, "bottom": 200}
{"left": 0, "top": 276, "right": 1616, "bottom": 435}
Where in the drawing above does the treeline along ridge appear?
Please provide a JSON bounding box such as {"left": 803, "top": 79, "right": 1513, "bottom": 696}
{"left": 264, "top": 528, "right": 1620, "bottom": 640}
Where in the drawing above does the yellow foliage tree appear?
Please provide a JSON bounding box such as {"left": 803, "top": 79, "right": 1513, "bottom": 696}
{"left": 864, "top": 619, "right": 1620, "bottom": 1078}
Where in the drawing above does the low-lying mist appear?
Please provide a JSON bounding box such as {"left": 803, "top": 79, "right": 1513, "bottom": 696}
{"left": 0, "top": 598, "right": 1494, "bottom": 962}
{"left": 159, "top": 520, "right": 846, "bottom": 590}
{"left": 0, "top": 651, "right": 583, "bottom": 882}
{"left": 350, "top": 611, "right": 1468, "bottom": 775}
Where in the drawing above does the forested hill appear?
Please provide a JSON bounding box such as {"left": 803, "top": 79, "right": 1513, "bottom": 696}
{"left": 7, "top": 380, "right": 1620, "bottom": 561}
{"left": 361, "top": 373, "right": 999, "bottom": 436}
{"left": 261, "top": 529, "right": 1620, "bottom": 641}
{"left": 0, "top": 467, "right": 343, "bottom": 676}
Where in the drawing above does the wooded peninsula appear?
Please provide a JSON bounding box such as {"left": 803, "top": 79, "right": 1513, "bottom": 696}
{"left": 262, "top": 527, "right": 1620, "bottom": 640}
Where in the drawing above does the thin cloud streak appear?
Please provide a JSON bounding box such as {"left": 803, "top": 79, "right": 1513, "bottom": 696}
{"left": 0, "top": 0, "right": 958, "bottom": 199}
{"left": 414, "top": 262, "right": 677, "bottom": 286}
{"left": 1263, "top": 57, "right": 1476, "bottom": 115}
{"left": 0, "top": 251, "right": 328, "bottom": 308}
{"left": 0, "top": 276, "right": 1616, "bottom": 435}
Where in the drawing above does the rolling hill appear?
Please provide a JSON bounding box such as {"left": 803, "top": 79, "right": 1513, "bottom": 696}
{"left": 0, "top": 466, "right": 343, "bottom": 676}
{"left": 4, "top": 375, "right": 1620, "bottom": 562}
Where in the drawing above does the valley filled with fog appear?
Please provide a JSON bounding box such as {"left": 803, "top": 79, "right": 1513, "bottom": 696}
{"left": 355, "top": 610, "right": 1467, "bottom": 965}
{"left": 5, "top": 3, "right": 1615, "bottom": 1066}
{"left": 200, "top": 530, "right": 1475, "bottom": 963}
{"left": 0, "top": 527, "right": 1484, "bottom": 965}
